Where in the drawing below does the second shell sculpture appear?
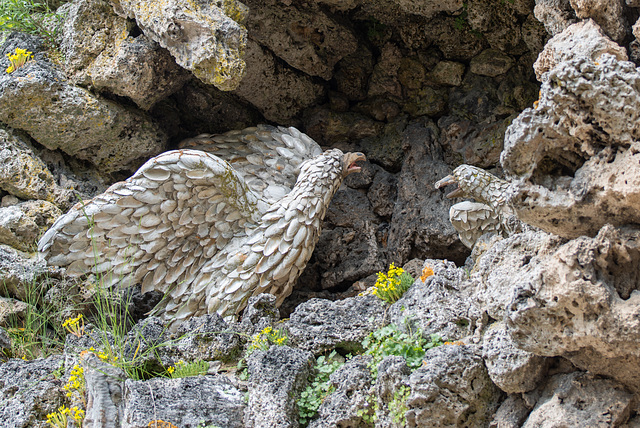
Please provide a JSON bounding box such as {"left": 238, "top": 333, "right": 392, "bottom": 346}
{"left": 38, "top": 125, "right": 365, "bottom": 328}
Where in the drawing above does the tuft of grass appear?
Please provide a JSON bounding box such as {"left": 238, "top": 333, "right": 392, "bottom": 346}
{"left": 166, "top": 359, "right": 209, "bottom": 379}
{"left": 0, "top": 0, "right": 66, "bottom": 47}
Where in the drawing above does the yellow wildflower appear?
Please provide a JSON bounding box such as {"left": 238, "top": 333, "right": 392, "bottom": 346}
{"left": 6, "top": 48, "right": 33, "bottom": 73}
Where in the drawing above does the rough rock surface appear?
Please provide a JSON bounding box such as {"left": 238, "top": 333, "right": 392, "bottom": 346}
{"left": 286, "top": 295, "right": 387, "bottom": 355}
{"left": 503, "top": 54, "right": 640, "bottom": 238}
{"left": 0, "top": 34, "right": 167, "bottom": 175}
{"left": 245, "top": 345, "right": 313, "bottom": 428}
{"left": 389, "top": 259, "right": 480, "bottom": 341}
{"left": 505, "top": 225, "right": 640, "bottom": 392}
{"left": 82, "top": 353, "right": 126, "bottom": 427}
{"left": 534, "top": 0, "right": 578, "bottom": 36}
{"left": 308, "top": 355, "right": 374, "bottom": 428}
{"left": 568, "top": 0, "right": 628, "bottom": 42}
{"left": 522, "top": 372, "right": 633, "bottom": 427}
{"left": 0, "top": 356, "right": 65, "bottom": 428}
{"left": 0, "top": 126, "right": 56, "bottom": 202}
{"left": 0, "top": 201, "right": 60, "bottom": 252}
{"left": 407, "top": 344, "right": 503, "bottom": 427}
{"left": 123, "top": 375, "right": 246, "bottom": 428}
{"left": 0, "top": 244, "right": 49, "bottom": 300}
{"left": 482, "top": 322, "right": 550, "bottom": 394}
{"left": 61, "top": 0, "right": 190, "bottom": 110}
{"left": 115, "top": 0, "right": 247, "bottom": 91}
{"left": 533, "top": 19, "right": 628, "bottom": 81}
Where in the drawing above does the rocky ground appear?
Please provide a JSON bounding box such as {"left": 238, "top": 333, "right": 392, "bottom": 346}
{"left": 2, "top": 0, "right": 640, "bottom": 426}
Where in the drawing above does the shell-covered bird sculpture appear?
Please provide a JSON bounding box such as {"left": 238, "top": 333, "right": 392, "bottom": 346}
{"left": 435, "top": 164, "right": 516, "bottom": 249}
{"left": 39, "top": 125, "right": 365, "bottom": 328}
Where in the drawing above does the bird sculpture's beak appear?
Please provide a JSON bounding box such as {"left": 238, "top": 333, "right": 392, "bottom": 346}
{"left": 435, "top": 174, "right": 464, "bottom": 198}
{"left": 344, "top": 152, "right": 366, "bottom": 176}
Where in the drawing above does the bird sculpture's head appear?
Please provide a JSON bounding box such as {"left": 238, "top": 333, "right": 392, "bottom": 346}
{"left": 341, "top": 152, "right": 366, "bottom": 177}
{"left": 434, "top": 164, "right": 485, "bottom": 199}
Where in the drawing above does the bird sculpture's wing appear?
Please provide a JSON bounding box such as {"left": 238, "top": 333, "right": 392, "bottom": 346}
{"left": 38, "top": 149, "right": 267, "bottom": 295}
{"left": 449, "top": 201, "right": 504, "bottom": 249}
{"left": 179, "top": 125, "right": 323, "bottom": 204}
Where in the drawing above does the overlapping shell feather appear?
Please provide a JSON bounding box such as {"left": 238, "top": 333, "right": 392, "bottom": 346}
{"left": 435, "top": 164, "right": 514, "bottom": 249}
{"left": 39, "top": 125, "right": 365, "bottom": 328}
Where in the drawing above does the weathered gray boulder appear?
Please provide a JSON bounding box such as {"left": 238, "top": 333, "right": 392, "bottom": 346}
{"left": 0, "top": 326, "right": 10, "bottom": 354}
{"left": 244, "top": 0, "right": 357, "bottom": 80}
{"left": 114, "top": 0, "right": 247, "bottom": 91}
{"left": 286, "top": 295, "right": 387, "bottom": 355}
{"left": 0, "top": 356, "right": 66, "bottom": 428}
{"left": 308, "top": 355, "right": 374, "bottom": 428}
{"left": 0, "top": 244, "right": 49, "bottom": 300}
{"left": 239, "top": 293, "right": 280, "bottom": 336}
{"left": 503, "top": 54, "right": 640, "bottom": 238}
{"left": 0, "top": 126, "right": 55, "bottom": 202}
{"left": 533, "top": 19, "right": 627, "bottom": 81}
{"left": 61, "top": 0, "right": 190, "bottom": 110}
{"left": 0, "top": 34, "right": 167, "bottom": 175}
{"left": 490, "top": 395, "right": 532, "bottom": 428}
{"left": 375, "top": 355, "right": 412, "bottom": 428}
{"left": 123, "top": 375, "right": 246, "bottom": 428}
{"left": 406, "top": 344, "right": 503, "bottom": 427}
{"left": 522, "top": 372, "right": 633, "bottom": 427}
{"left": 245, "top": 345, "right": 314, "bottom": 428}
{"left": 482, "top": 322, "right": 549, "bottom": 394}
{"left": 0, "top": 297, "right": 34, "bottom": 328}
{"left": 0, "top": 201, "right": 61, "bottom": 252}
{"left": 470, "top": 49, "right": 515, "bottom": 77}
{"left": 389, "top": 259, "right": 479, "bottom": 341}
{"left": 232, "top": 40, "right": 325, "bottom": 123}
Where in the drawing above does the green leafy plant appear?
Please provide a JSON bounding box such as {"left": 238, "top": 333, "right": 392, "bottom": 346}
{"left": 362, "top": 322, "right": 443, "bottom": 376}
{"left": 371, "top": 263, "right": 414, "bottom": 304}
{"left": 0, "top": 0, "right": 66, "bottom": 47}
{"left": 389, "top": 385, "right": 411, "bottom": 426}
{"left": 298, "top": 351, "right": 345, "bottom": 426}
{"left": 167, "top": 360, "right": 209, "bottom": 378}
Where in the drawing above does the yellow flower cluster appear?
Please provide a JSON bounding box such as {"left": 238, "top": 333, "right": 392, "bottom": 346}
{"left": 372, "top": 263, "right": 413, "bottom": 304}
{"left": 248, "top": 326, "right": 288, "bottom": 353}
{"left": 5, "top": 48, "right": 33, "bottom": 73}
{"left": 63, "top": 314, "right": 84, "bottom": 338}
{"left": 64, "top": 364, "right": 85, "bottom": 401}
{"left": 85, "top": 346, "right": 117, "bottom": 363}
{"left": 46, "top": 405, "right": 84, "bottom": 427}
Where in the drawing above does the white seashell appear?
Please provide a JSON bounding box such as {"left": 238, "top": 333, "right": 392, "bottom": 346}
{"left": 140, "top": 213, "right": 162, "bottom": 228}
{"left": 143, "top": 167, "right": 171, "bottom": 181}
{"left": 116, "top": 196, "right": 144, "bottom": 208}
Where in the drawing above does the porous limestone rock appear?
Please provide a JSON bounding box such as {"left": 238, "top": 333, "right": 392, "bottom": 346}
{"left": 490, "top": 395, "right": 532, "bottom": 428}
{"left": 286, "top": 295, "right": 386, "bottom": 355}
{"left": 568, "top": 0, "right": 628, "bottom": 42}
{"left": 471, "top": 230, "right": 564, "bottom": 322}
{"left": 406, "top": 344, "right": 503, "bottom": 427}
{"left": 482, "top": 322, "right": 549, "bottom": 394}
{"left": 0, "top": 200, "right": 61, "bottom": 252}
{"left": 533, "top": 19, "right": 627, "bottom": 81}
{"left": 239, "top": 293, "right": 280, "bottom": 336}
{"left": 245, "top": 345, "right": 313, "bottom": 428}
{"left": 428, "top": 60, "right": 466, "bottom": 86}
{"left": 394, "top": 0, "right": 463, "bottom": 18}
{"left": 533, "top": 0, "right": 578, "bottom": 36}
{"left": 232, "top": 40, "right": 325, "bottom": 123}
{"left": 114, "top": 0, "right": 248, "bottom": 91}
{"left": 374, "top": 355, "right": 412, "bottom": 427}
{"left": 503, "top": 54, "right": 640, "bottom": 238}
{"left": 123, "top": 375, "right": 246, "bottom": 428}
{"left": 389, "top": 259, "right": 480, "bottom": 341}
{"left": 82, "top": 353, "right": 126, "bottom": 427}
{"left": 0, "top": 297, "right": 34, "bottom": 328}
{"left": 308, "top": 355, "right": 374, "bottom": 428}
{"left": 0, "top": 244, "right": 49, "bottom": 300}
{"left": 466, "top": 0, "right": 529, "bottom": 54}
{"left": 505, "top": 225, "right": 640, "bottom": 392}
{"left": 522, "top": 372, "right": 633, "bottom": 427}
{"left": 0, "top": 355, "right": 66, "bottom": 428}
{"left": 0, "top": 126, "right": 55, "bottom": 202}
{"left": 61, "top": 0, "right": 190, "bottom": 110}
{"left": 0, "top": 206, "right": 41, "bottom": 252}
{"left": 243, "top": 0, "right": 357, "bottom": 80}
{"left": 0, "top": 326, "right": 10, "bottom": 353}
{"left": 0, "top": 35, "right": 167, "bottom": 175}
